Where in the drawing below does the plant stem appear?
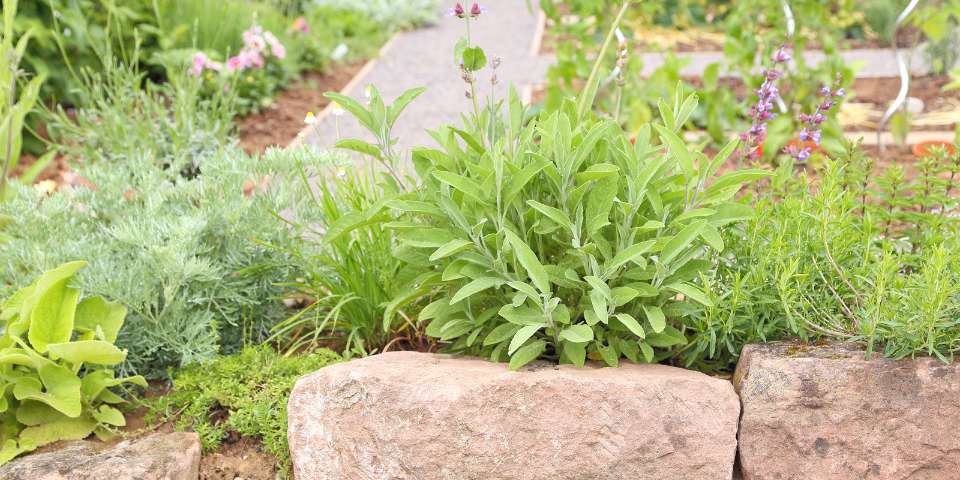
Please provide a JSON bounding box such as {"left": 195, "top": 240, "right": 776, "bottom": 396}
{"left": 575, "top": 1, "right": 631, "bottom": 120}
{"left": 1, "top": 68, "right": 17, "bottom": 200}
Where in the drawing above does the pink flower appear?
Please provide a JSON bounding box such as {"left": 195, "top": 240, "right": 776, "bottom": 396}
{"left": 264, "top": 31, "right": 286, "bottom": 59}
{"left": 470, "top": 2, "right": 484, "bottom": 17}
{"left": 243, "top": 25, "right": 266, "bottom": 51}
{"left": 226, "top": 55, "right": 245, "bottom": 72}
{"left": 242, "top": 49, "right": 264, "bottom": 68}
{"left": 450, "top": 2, "right": 465, "bottom": 17}
{"left": 189, "top": 52, "right": 223, "bottom": 75}
{"left": 190, "top": 52, "right": 209, "bottom": 76}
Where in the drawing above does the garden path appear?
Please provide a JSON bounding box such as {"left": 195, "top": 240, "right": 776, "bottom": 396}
{"left": 298, "top": 0, "right": 550, "bottom": 160}
{"left": 638, "top": 48, "right": 929, "bottom": 78}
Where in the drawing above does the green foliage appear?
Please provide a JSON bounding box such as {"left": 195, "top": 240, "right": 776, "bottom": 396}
{"left": 0, "top": 62, "right": 337, "bottom": 377}
{"left": 0, "top": 262, "right": 147, "bottom": 465}
{"left": 335, "top": 77, "right": 764, "bottom": 369}
{"left": 13, "top": 0, "right": 154, "bottom": 106}
{"left": 269, "top": 166, "right": 430, "bottom": 358}
{"left": 708, "top": 143, "right": 960, "bottom": 364}
{"left": 313, "top": 0, "right": 438, "bottom": 31}
{"left": 148, "top": 345, "right": 340, "bottom": 476}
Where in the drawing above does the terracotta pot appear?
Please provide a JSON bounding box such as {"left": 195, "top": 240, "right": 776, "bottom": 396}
{"left": 911, "top": 140, "right": 956, "bottom": 158}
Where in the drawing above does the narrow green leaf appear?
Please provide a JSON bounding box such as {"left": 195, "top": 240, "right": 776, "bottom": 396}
{"left": 509, "top": 339, "right": 546, "bottom": 370}
{"left": 559, "top": 324, "right": 594, "bottom": 343}
{"left": 430, "top": 239, "right": 474, "bottom": 261}
{"left": 508, "top": 324, "right": 543, "bottom": 354}
{"left": 451, "top": 277, "right": 504, "bottom": 304}
{"left": 615, "top": 313, "right": 645, "bottom": 338}
{"left": 503, "top": 229, "right": 550, "bottom": 294}
{"left": 606, "top": 240, "right": 656, "bottom": 273}
{"left": 642, "top": 305, "right": 666, "bottom": 333}
{"left": 483, "top": 323, "right": 521, "bottom": 346}
{"left": 660, "top": 220, "right": 705, "bottom": 266}
{"left": 666, "top": 282, "right": 714, "bottom": 307}
{"left": 527, "top": 200, "right": 575, "bottom": 232}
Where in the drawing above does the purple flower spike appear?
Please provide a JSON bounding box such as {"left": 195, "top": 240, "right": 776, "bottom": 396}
{"left": 789, "top": 76, "right": 845, "bottom": 160}
{"left": 772, "top": 45, "right": 792, "bottom": 63}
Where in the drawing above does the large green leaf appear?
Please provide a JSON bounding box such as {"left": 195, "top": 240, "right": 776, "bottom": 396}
{"left": 642, "top": 305, "right": 666, "bottom": 333}
{"left": 46, "top": 341, "right": 127, "bottom": 366}
{"left": 559, "top": 324, "right": 593, "bottom": 343}
{"left": 615, "top": 313, "right": 645, "bottom": 338}
{"left": 12, "top": 363, "right": 81, "bottom": 418}
{"left": 28, "top": 281, "right": 80, "bottom": 354}
{"left": 17, "top": 415, "right": 97, "bottom": 450}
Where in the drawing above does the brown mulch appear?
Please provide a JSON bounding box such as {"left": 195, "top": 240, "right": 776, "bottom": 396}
{"left": 237, "top": 63, "right": 365, "bottom": 154}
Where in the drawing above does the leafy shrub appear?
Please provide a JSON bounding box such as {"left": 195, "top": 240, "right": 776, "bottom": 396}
{"left": 333, "top": 73, "right": 765, "bottom": 369}
{"left": 0, "top": 262, "right": 147, "bottom": 465}
{"left": 1, "top": 64, "right": 340, "bottom": 377}
{"left": 14, "top": 0, "right": 154, "bottom": 106}
{"left": 45, "top": 61, "right": 236, "bottom": 173}
{"left": 708, "top": 145, "right": 960, "bottom": 363}
{"left": 148, "top": 345, "right": 340, "bottom": 476}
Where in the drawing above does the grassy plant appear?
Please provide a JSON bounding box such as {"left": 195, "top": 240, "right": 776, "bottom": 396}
{"left": 705, "top": 144, "right": 960, "bottom": 365}
{"left": 269, "top": 164, "right": 432, "bottom": 358}
{"left": 147, "top": 345, "right": 340, "bottom": 477}
{"left": 1, "top": 0, "right": 46, "bottom": 199}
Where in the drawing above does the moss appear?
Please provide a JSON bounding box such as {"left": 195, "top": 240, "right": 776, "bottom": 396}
{"left": 147, "top": 345, "right": 340, "bottom": 476}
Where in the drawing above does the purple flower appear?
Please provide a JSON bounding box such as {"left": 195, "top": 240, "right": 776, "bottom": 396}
{"left": 772, "top": 45, "right": 792, "bottom": 63}
{"left": 788, "top": 77, "right": 845, "bottom": 160}
{"left": 470, "top": 2, "right": 484, "bottom": 17}
{"left": 450, "top": 2, "right": 465, "bottom": 17}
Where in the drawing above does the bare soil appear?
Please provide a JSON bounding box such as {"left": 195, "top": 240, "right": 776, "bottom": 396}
{"left": 200, "top": 436, "right": 278, "bottom": 480}
{"left": 237, "top": 63, "right": 365, "bottom": 154}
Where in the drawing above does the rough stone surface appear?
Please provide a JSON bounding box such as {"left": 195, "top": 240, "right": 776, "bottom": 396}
{"left": 0, "top": 432, "right": 201, "bottom": 480}
{"left": 735, "top": 342, "right": 960, "bottom": 480}
{"left": 288, "top": 351, "right": 740, "bottom": 480}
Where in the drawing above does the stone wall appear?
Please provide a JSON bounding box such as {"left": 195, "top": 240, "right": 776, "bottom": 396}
{"left": 288, "top": 345, "right": 960, "bottom": 480}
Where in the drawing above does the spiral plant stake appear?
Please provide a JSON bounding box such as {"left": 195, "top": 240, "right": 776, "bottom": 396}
{"left": 877, "top": 0, "right": 921, "bottom": 152}
{"left": 776, "top": 0, "right": 795, "bottom": 114}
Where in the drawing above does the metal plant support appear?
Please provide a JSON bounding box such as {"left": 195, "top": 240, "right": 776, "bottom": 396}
{"left": 777, "top": 0, "right": 795, "bottom": 114}
{"left": 877, "top": 0, "right": 921, "bottom": 152}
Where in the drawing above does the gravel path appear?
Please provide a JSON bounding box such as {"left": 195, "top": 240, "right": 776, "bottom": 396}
{"left": 640, "top": 47, "right": 930, "bottom": 78}
{"left": 300, "top": 0, "right": 550, "bottom": 158}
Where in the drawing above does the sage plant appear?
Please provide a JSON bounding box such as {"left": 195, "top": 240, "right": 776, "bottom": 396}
{"left": 740, "top": 45, "right": 791, "bottom": 161}
{"left": 786, "top": 80, "right": 845, "bottom": 161}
